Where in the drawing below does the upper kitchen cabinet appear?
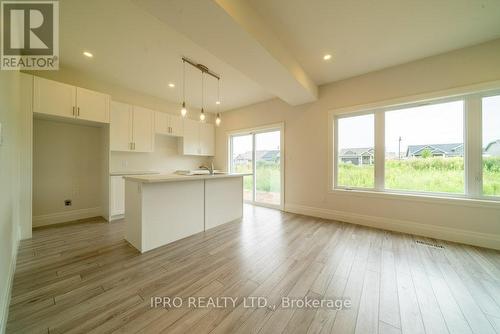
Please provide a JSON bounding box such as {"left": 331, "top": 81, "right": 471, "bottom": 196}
{"left": 76, "top": 87, "right": 110, "bottom": 123}
{"left": 179, "top": 119, "right": 215, "bottom": 156}
{"left": 33, "top": 76, "right": 75, "bottom": 119}
{"left": 155, "top": 111, "right": 183, "bottom": 137}
{"left": 33, "top": 76, "right": 110, "bottom": 124}
{"left": 110, "top": 101, "right": 133, "bottom": 152}
{"left": 110, "top": 101, "right": 154, "bottom": 153}
{"left": 199, "top": 123, "right": 215, "bottom": 155}
{"left": 132, "top": 106, "right": 155, "bottom": 152}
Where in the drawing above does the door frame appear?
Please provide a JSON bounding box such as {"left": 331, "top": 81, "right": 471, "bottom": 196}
{"left": 227, "top": 123, "right": 284, "bottom": 210}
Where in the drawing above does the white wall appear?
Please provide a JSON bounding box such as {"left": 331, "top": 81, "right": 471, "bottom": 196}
{"left": 32, "top": 119, "right": 107, "bottom": 227}
{"left": 215, "top": 38, "right": 500, "bottom": 249}
{"left": 0, "top": 71, "right": 28, "bottom": 332}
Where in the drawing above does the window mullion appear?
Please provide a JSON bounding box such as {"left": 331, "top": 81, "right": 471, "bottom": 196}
{"left": 465, "top": 95, "right": 482, "bottom": 198}
{"left": 374, "top": 112, "right": 385, "bottom": 190}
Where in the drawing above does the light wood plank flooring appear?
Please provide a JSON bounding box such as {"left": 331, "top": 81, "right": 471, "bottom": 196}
{"left": 7, "top": 205, "right": 500, "bottom": 333}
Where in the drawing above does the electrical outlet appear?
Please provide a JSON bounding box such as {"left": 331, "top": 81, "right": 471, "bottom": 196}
{"left": 64, "top": 199, "right": 72, "bottom": 206}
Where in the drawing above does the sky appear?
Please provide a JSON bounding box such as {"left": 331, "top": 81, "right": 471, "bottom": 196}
{"left": 231, "top": 130, "right": 281, "bottom": 157}
{"left": 338, "top": 97, "right": 500, "bottom": 154}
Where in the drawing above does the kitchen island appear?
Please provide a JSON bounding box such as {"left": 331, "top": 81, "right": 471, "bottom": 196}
{"left": 123, "top": 173, "right": 246, "bottom": 252}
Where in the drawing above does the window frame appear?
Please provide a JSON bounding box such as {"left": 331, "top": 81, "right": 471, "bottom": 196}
{"left": 329, "top": 84, "right": 500, "bottom": 205}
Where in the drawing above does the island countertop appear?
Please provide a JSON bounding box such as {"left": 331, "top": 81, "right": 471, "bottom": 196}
{"left": 123, "top": 173, "right": 250, "bottom": 183}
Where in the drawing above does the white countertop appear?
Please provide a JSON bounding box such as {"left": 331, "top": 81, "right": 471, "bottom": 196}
{"left": 110, "top": 171, "right": 160, "bottom": 176}
{"left": 123, "top": 173, "right": 250, "bottom": 183}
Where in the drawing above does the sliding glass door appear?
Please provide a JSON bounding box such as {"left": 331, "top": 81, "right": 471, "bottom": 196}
{"left": 230, "top": 126, "right": 283, "bottom": 208}
{"left": 230, "top": 134, "right": 254, "bottom": 201}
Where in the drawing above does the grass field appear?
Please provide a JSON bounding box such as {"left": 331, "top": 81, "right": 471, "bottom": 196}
{"left": 235, "top": 161, "right": 281, "bottom": 193}
{"left": 338, "top": 156, "right": 500, "bottom": 195}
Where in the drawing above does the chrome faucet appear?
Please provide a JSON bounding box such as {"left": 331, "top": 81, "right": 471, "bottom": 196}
{"left": 199, "top": 161, "right": 215, "bottom": 175}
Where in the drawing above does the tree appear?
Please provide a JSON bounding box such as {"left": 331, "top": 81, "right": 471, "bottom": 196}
{"left": 421, "top": 148, "right": 433, "bottom": 159}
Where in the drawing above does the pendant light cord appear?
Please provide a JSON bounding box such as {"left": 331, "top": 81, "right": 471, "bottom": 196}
{"left": 201, "top": 71, "right": 204, "bottom": 111}
{"left": 182, "top": 60, "right": 186, "bottom": 103}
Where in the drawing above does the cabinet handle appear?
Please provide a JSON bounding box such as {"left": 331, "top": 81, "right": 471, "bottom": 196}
{"left": 133, "top": 142, "right": 136, "bottom": 150}
{"left": 72, "top": 106, "right": 76, "bottom": 116}
{"left": 77, "top": 107, "right": 80, "bottom": 117}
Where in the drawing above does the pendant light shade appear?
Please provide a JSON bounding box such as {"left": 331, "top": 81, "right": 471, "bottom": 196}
{"left": 200, "top": 71, "right": 205, "bottom": 121}
{"left": 181, "top": 101, "right": 187, "bottom": 117}
{"left": 215, "top": 78, "right": 221, "bottom": 126}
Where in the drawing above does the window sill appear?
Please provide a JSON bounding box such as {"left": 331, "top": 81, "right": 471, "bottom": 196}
{"left": 329, "top": 188, "right": 500, "bottom": 210}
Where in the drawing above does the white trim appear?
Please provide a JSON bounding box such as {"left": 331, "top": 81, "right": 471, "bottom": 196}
{"left": 33, "top": 207, "right": 103, "bottom": 227}
{"left": 329, "top": 188, "right": 500, "bottom": 209}
{"left": 284, "top": 203, "right": 500, "bottom": 250}
{"left": 0, "top": 225, "right": 20, "bottom": 334}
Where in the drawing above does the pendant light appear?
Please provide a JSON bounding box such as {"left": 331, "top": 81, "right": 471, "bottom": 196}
{"left": 199, "top": 71, "right": 206, "bottom": 121}
{"left": 180, "top": 60, "right": 187, "bottom": 117}
{"left": 215, "top": 78, "right": 221, "bottom": 126}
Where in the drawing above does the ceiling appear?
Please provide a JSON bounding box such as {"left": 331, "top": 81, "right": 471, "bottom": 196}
{"left": 58, "top": 0, "right": 500, "bottom": 112}
{"left": 58, "top": 0, "right": 273, "bottom": 112}
{"left": 248, "top": 0, "right": 500, "bottom": 84}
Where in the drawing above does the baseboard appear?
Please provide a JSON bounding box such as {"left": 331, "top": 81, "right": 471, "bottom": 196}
{"left": 33, "top": 207, "right": 102, "bottom": 227}
{"left": 284, "top": 203, "right": 500, "bottom": 250}
{"left": 0, "top": 224, "right": 20, "bottom": 334}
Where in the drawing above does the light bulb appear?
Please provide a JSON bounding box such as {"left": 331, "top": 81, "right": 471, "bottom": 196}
{"left": 181, "top": 102, "right": 187, "bottom": 117}
{"left": 215, "top": 113, "right": 221, "bottom": 126}
{"left": 200, "top": 109, "right": 205, "bottom": 121}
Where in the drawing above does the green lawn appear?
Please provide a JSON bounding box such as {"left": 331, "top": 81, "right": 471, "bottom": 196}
{"left": 338, "top": 156, "right": 500, "bottom": 196}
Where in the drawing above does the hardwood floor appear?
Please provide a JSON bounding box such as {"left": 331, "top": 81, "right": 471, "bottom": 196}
{"left": 7, "top": 205, "right": 500, "bottom": 334}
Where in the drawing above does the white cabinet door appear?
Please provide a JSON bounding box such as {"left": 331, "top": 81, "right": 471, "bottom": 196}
{"left": 132, "top": 106, "right": 154, "bottom": 152}
{"left": 110, "top": 176, "right": 125, "bottom": 216}
{"left": 33, "top": 76, "right": 76, "bottom": 119}
{"left": 154, "top": 111, "right": 168, "bottom": 135}
{"left": 170, "top": 115, "right": 184, "bottom": 137}
{"left": 200, "top": 123, "right": 215, "bottom": 156}
{"left": 181, "top": 118, "right": 200, "bottom": 155}
{"left": 76, "top": 87, "right": 110, "bottom": 123}
{"left": 110, "top": 101, "right": 132, "bottom": 151}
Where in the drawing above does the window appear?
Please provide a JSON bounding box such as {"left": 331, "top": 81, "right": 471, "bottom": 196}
{"left": 482, "top": 95, "right": 500, "bottom": 196}
{"left": 385, "top": 100, "right": 464, "bottom": 194}
{"left": 337, "top": 114, "right": 374, "bottom": 189}
{"left": 332, "top": 89, "right": 500, "bottom": 201}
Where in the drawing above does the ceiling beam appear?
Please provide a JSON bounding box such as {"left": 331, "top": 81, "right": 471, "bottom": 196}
{"left": 132, "top": 0, "right": 318, "bottom": 106}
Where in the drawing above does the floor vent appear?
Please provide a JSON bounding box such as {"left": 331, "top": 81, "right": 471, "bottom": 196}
{"left": 415, "top": 240, "right": 445, "bottom": 249}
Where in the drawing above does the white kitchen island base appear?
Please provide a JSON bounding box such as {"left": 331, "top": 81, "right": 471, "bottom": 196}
{"left": 124, "top": 174, "right": 244, "bottom": 253}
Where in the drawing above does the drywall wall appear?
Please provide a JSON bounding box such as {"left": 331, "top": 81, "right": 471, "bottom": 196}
{"left": 0, "top": 71, "right": 22, "bottom": 332}
{"left": 32, "top": 119, "right": 107, "bottom": 226}
{"left": 214, "top": 38, "right": 500, "bottom": 249}
{"left": 29, "top": 68, "right": 212, "bottom": 173}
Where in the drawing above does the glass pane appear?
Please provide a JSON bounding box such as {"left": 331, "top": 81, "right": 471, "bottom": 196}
{"left": 482, "top": 95, "right": 500, "bottom": 196}
{"left": 385, "top": 100, "right": 464, "bottom": 193}
{"left": 231, "top": 134, "right": 253, "bottom": 201}
{"left": 255, "top": 131, "right": 281, "bottom": 205}
{"left": 337, "top": 114, "right": 374, "bottom": 188}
